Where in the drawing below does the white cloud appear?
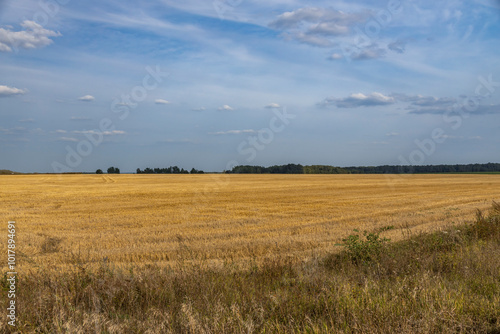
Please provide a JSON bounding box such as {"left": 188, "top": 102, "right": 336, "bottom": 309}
{"left": 192, "top": 107, "right": 206, "bottom": 111}
{"left": 265, "top": 103, "right": 281, "bottom": 109}
{"left": 155, "top": 99, "right": 170, "bottom": 105}
{"left": 270, "top": 8, "right": 393, "bottom": 59}
{"left": 0, "top": 85, "right": 27, "bottom": 97}
{"left": 209, "top": 129, "right": 255, "bottom": 135}
{"left": 308, "top": 22, "right": 350, "bottom": 36}
{"left": 218, "top": 104, "right": 234, "bottom": 111}
{"left": 321, "top": 92, "right": 395, "bottom": 108}
{"left": 73, "top": 130, "right": 126, "bottom": 135}
{"left": 103, "top": 130, "right": 126, "bottom": 135}
{"left": 53, "top": 129, "right": 67, "bottom": 134}
{"left": 270, "top": 8, "right": 367, "bottom": 32}
{"left": 385, "top": 132, "right": 400, "bottom": 137}
{"left": 270, "top": 8, "right": 370, "bottom": 48}
{"left": 0, "top": 20, "right": 61, "bottom": 52}
{"left": 78, "top": 95, "right": 95, "bottom": 102}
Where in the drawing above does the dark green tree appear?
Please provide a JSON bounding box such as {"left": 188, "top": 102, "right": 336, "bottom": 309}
{"left": 107, "top": 167, "right": 120, "bottom": 174}
{"left": 96, "top": 169, "right": 103, "bottom": 174}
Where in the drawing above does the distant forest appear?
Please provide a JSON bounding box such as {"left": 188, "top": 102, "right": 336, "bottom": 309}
{"left": 225, "top": 163, "right": 500, "bottom": 174}
{"left": 134, "top": 163, "right": 500, "bottom": 174}
{"left": 136, "top": 167, "right": 204, "bottom": 174}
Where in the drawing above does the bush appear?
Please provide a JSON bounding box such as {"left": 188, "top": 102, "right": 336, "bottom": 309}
{"left": 468, "top": 200, "right": 500, "bottom": 241}
{"left": 342, "top": 229, "right": 390, "bottom": 265}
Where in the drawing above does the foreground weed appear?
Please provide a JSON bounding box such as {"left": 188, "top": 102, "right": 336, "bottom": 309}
{"left": 342, "top": 229, "right": 390, "bottom": 265}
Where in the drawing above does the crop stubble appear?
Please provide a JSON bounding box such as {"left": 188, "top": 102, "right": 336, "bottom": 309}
{"left": 1, "top": 174, "right": 499, "bottom": 271}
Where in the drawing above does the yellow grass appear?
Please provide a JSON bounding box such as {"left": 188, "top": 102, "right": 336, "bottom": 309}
{"left": 1, "top": 174, "right": 500, "bottom": 271}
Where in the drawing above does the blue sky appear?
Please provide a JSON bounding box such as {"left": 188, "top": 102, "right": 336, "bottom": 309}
{"left": 0, "top": 0, "right": 499, "bottom": 173}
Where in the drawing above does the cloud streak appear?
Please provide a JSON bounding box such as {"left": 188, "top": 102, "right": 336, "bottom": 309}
{"left": 57, "top": 137, "right": 79, "bottom": 142}
{"left": 409, "top": 104, "right": 500, "bottom": 115}
{"left": 73, "top": 130, "right": 126, "bottom": 135}
{"left": 321, "top": 92, "right": 395, "bottom": 108}
{"left": 209, "top": 129, "right": 255, "bottom": 135}
{"left": 269, "top": 7, "right": 368, "bottom": 34}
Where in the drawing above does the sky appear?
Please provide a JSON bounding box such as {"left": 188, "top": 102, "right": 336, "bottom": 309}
{"left": 0, "top": 0, "right": 499, "bottom": 173}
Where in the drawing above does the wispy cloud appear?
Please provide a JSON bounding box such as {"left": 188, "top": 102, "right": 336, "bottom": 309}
{"left": 218, "top": 104, "right": 234, "bottom": 111}
{"left": 0, "top": 85, "right": 27, "bottom": 97}
{"left": 57, "top": 137, "right": 79, "bottom": 142}
{"left": 78, "top": 95, "right": 95, "bottom": 102}
{"left": 270, "top": 7, "right": 368, "bottom": 34}
{"left": 18, "top": 118, "right": 35, "bottom": 123}
{"left": 0, "top": 127, "right": 26, "bottom": 134}
{"left": 409, "top": 104, "right": 500, "bottom": 115}
{"left": 73, "top": 130, "right": 126, "bottom": 135}
{"left": 269, "top": 7, "right": 370, "bottom": 49}
{"left": 155, "top": 99, "right": 170, "bottom": 105}
{"left": 209, "top": 129, "right": 255, "bottom": 135}
{"left": 265, "top": 103, "right": 281, "bottom": 109}
{"left": 385, "top": 132, "right": 400, "bottom": 137}
{"left": 349, "top": 43, "right": 386, "bottom": 60}
{"left": 0, "top": 21, "right": 61, "bottom": 52}
{"left": 321, "top": 92, "right": 395, "bottom": 108}
{"left": 392, "top": 93, "right": 457, "bottom": 107}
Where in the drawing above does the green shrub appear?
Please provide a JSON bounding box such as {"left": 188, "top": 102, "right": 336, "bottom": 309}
{"left": 342, "top": 229, "right": 390, "bottom": 265}
{"left": 468, "top": 201, "right": 500, "bottom": 241}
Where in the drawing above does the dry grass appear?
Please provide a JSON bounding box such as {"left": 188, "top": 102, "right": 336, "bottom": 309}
{"left": 1, "top": 174, "right": 500, "bottom": 271}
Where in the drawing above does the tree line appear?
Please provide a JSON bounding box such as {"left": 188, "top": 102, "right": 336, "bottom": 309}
{"left": 226, "top": 163, "right": 500, "bottom": 174}
{"left": 94, "top": 163, "right": 500, "bottom": 174}
{"left": 136, "top": 166, "right": 204, "bottom": 174}
{"left": 96, "top": 167, "right": 120, "bottom": 174}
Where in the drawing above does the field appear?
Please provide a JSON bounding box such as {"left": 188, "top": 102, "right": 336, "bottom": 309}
{"left": 1, "top": 174, "right": 500, "bottom": 269}
{"left": 1, "top": 174, "right": 500, "bottom": 332}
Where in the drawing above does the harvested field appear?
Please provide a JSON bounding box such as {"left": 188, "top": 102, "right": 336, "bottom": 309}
{"left": 1, "top": 174, "right": 499, "bottom": 270}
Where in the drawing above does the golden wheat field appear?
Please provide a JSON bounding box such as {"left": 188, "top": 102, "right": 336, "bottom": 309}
{"left": 1, "top": 174, "right": 500, "bottom": 271}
